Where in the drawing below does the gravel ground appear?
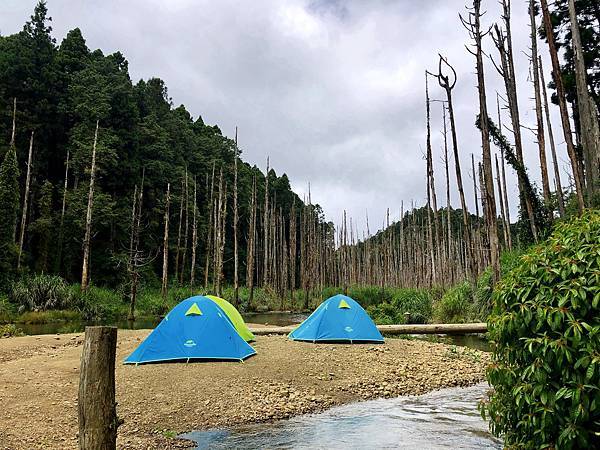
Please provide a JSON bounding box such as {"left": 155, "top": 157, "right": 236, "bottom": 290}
{"left": 0, "top": 329, "right": 489, "bottom": 449}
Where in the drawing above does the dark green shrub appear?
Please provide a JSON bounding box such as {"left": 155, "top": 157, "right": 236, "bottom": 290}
{"left": 10, "top": 275, "right": 72, "bottom": 312}
{"left": 483, "top": 210, "right": 600, "bottom": 449}
{"left": 368, "top": 288, "right": 432, "bottom": 324}
{"left": 70, "top": 285, "right": 122, "bottom": 321}
{"left": 433, "top": 281, "right": 474, "bottom": 323}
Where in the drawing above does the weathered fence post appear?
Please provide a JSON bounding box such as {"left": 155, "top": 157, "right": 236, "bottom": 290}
{"left": 78, "top": 326, "right": 118, "bottom": 450}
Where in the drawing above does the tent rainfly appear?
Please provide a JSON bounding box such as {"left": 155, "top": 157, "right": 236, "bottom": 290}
{"left": 288, "top": 294, "right": 384, "bottom": 343}
{"left": 205, "top": 295, "right": 255, "bottom": 342}
{"left": 124, "top": 296, "right": 256, "bottom": 364}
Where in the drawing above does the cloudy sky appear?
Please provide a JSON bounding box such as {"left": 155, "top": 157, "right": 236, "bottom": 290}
{"left": 2, "top": 0, "right": 572, "bottom": 233}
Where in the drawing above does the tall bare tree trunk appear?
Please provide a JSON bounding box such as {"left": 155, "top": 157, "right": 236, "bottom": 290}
{"left": 530, "top": 0, "right": 551, "bottom": 208}
{"left": 161, "top": 183, "right": 171, "bottom": 300}
{"left": 17, "top": 131, "right": 34, "bottom": 269}
{"left": 568, "top": 0, "right": 600, "bottom": 199}
{"left": 540, "top": 0, "right": 585, "bottom": 212}
{"left": 204, "top": 163, "right": 215, "bottom": 289}
{"left": 174, "top": 176, "right": 184, "bottom": 283}
{"left": 539, "top": 55, "right": 566, "bottom": 217}
{"left": 190, "top": 176, "right": 198, "bottom": 288}
{"left": 81, "top": 121, "right": 99, "bottom": 292}
{"left": 463, "top": 0, "right": 500, "bottom": 282}
{"left": 56, "top": 149, "right": 70, "bottom": 271}
{"left": 247, "top": 176, "right": 257, "bottom": 307}
{"left": 263, "top": 157, "right": 270, "bottom": 287}
{"left": 495, "top": 154, "right": 509, "bottom": 248}
{"left": 492, "top": 1, "right": 538, "bottom": 239}
{"left": 435, "top": 55, "right": 474, "bottom": 279}
{"left": 233, "top": 130, "right": 239, "bottom": 306}
{"left": 500, "top": 152, "right": 512, "bottom": 249}
{"left": 179, "top": 168, "right": 189, "bottom": 284}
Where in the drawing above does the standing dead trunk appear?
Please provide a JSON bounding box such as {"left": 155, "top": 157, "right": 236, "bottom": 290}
{"left": 179, "top": 168, "right": 190, "bottom": 284}
{"left": 530, "top": 0, "right": 551, "bottom": 207}
{"left": 263, "top": 157, "right": 270, "bottom": 287}
{"left": 435, "top": 54, "right": 474, "bottom": 280}
{"left": 540, "top": 0, "right": 585, "bottom": 212}
{"left": 161, "top": 183, "right": 171, "bottom": 300}
{"left": 56, "top": 150, "right": 70, "bottom": 271}
{"left": 568, "top": 0, "right": 600, "bottom": 199}
{"left": 491, "top": 3, "right": 538, "bottom": 239}
{"left": 81, "top": 121, "right": 99, "bottom": 292}
{"left": 204, "top": 163, "right": 215, "bottom": 289}
{"left": 495, "top": 154, "right": 509, "bottom": 247}
{"left": 500, "top": 152, "right": 512, "bottom": 249}
{"left": 190, "top": 176, "right": 198, "bottom": 288}
{"left": 462, "top": 0, "right": 500, "bottom": 283}
{"left": 17, "top": 131, "right": 34, "bottom": 269}
{"left": 539, "top": 55, "right": 565, "bottom": 217}
{"left": 174, "top": 176, "right": 185, "bottom": 283}
{"left": 233, "top": 131, "right": 239, "bottom": 306}
{"left": 247, "top": 176, "right": 257, "bottom": 307}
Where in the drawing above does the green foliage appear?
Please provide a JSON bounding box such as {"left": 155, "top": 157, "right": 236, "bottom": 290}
{"left": 0, "top": 144, "right": 20, "bottom": 289}
{"left": 0, "top": 295, "right": 16, "bottom": 323}
{"left": 70, "top": 284, "right": 122, "bottom": 321}
{"left": 367, "top": 288, "right": 433, "bottom": 325}
{"left": 433, "top": 282, "right": 475, "bottom": 324}
{"left": 483, "top": 210, "right": 600, "bottom": 449}
{"left": 10, "top": 274, "right": 72, "bottom": 312}
{"left": 16, "top": 309, "right": 80, "bottom": 324}
{"left": 0, "top": 323, "right": 24, "bottom": 337}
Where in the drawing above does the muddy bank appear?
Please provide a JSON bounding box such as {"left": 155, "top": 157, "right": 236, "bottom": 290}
{"left": 0, "top": 329, "right": 489, "bottom": 449}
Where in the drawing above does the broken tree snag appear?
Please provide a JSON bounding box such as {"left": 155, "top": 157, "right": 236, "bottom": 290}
{"left": 78, "top": 326, "right": 119, "bottom": 450}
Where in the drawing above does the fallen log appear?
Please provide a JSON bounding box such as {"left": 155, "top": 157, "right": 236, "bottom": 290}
{"left": 249, "top": 322, "right": 487, "bottom": 336}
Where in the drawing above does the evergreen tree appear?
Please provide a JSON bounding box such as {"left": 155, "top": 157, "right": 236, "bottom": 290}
{"left": 0, "top": 143, "right": 20, "bottom": 287}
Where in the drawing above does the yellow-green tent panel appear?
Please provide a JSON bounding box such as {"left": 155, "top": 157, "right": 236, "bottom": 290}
{"left": 205, "top": 295, "right": 255, "bottom": 342}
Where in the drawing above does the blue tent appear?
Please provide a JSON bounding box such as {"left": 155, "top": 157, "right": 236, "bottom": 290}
{"left": 124, "top": 296, "right": 256, "bottom": 364}
{"left": 288, "top": 294, "right": 384, "bottom": 343}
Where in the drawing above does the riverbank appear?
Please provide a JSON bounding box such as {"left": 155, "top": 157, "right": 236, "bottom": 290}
{"left": 0, "top": 329, "right": 490, "bottom": 449}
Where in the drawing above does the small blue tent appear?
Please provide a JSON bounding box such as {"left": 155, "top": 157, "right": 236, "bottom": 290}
{"left": 288, "top": 294, "right": 384, "bottom": 343}
{"left": 124, "top": 296, "right": 256, "bottom": 364}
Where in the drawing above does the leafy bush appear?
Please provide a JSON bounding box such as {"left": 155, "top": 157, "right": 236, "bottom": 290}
{"left": 483, "top": 210, "right": 600, "bottom": 449}
{"left": 433, "top": 281, "right": 474, "bottom": 323}
{"left": 70, "top": 285, "right": 123, "bottom": 321}
{"left": 0, "top": 295, "right": 15, "bottom": 323}
{"left": 10, "top": 275, "right": 72, "bottom": 312}
{"left": 0, "top": 324, "right": 24, "bottom": 337}
{"left": 368, "top": 289, "right": 433, "bottom": 324}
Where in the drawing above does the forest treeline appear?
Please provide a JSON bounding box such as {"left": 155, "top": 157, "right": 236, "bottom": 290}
{"left": 0, "top": 0, "right": 599, "bottom": 318}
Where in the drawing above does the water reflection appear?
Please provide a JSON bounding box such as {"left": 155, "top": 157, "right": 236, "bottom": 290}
{"left": 183, "top": 383, "right": 500, "bottom": 450}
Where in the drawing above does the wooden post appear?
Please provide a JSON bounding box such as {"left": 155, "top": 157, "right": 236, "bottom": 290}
{"left": 78, "top": 326, "right": 118, "bottom": 450}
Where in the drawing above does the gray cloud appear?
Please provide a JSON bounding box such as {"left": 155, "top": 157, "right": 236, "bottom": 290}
{"left": 1, "top": 0, "right": 572, "bottom": 232}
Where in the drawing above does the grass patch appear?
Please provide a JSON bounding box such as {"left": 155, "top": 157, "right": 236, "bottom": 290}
{"left": 16, "top": 309, "right": 82, "bottom": 324}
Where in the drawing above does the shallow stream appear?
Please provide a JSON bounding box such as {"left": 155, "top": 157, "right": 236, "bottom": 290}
{"left": 182, "top": 382, "right": 500, "bottom": 449}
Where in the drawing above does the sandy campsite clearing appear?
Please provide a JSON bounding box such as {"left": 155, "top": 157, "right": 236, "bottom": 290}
{"left": 0, "top": 328, "right": 490, "bottom": 449}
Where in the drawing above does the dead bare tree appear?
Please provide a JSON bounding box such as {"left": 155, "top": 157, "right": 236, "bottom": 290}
{"left": 539, "top": 0, "right": 585, "bottom": 212}
{"left": 491, "top": 7, "right": 538, "bottom": 240}
{"left": 567, "top": 0, "right": 600, "bottom": 199}
{"left": 246, "top": 175, "right": 257, "bottom": 307}
{"left": 233, "top": 128, "right": 239, "bottom": 306}
{"left": 538, "top": 55, "right": 565, "bottom": 217}
{"left": 17, "top": 131, "right": 34, "bottom": 269}
{"left": 461, "top": 0, "right": 500, "bottom": 282}
{"left": 161, "top": 183, "right": 171, "bottom": 300}
{"left": 529, "top": 0, "right": 551, "bottom": 208}
{"left": 204, "top": 162, "right": 215, "bottom": 289}
{"left": 433, "top": 54, "right": 475, "bottom": 279}
{"left": 81, "top": 121, "right": 99, "bottom": 292}
{"left": 190, "top": 176, "right": 198, "bottom": 288}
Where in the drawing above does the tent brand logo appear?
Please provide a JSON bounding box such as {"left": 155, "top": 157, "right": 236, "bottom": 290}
{"left": 185, "top": 303, "right": 203, "bottom": 316}
{"left": 338, "top": 299, "right": 351, "bottom": 309}
{"left": 184, "top": 339, "right": 197, "bottom": 347}
{"left": 344, "top": 326, "right": 353, "bottom": 332}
